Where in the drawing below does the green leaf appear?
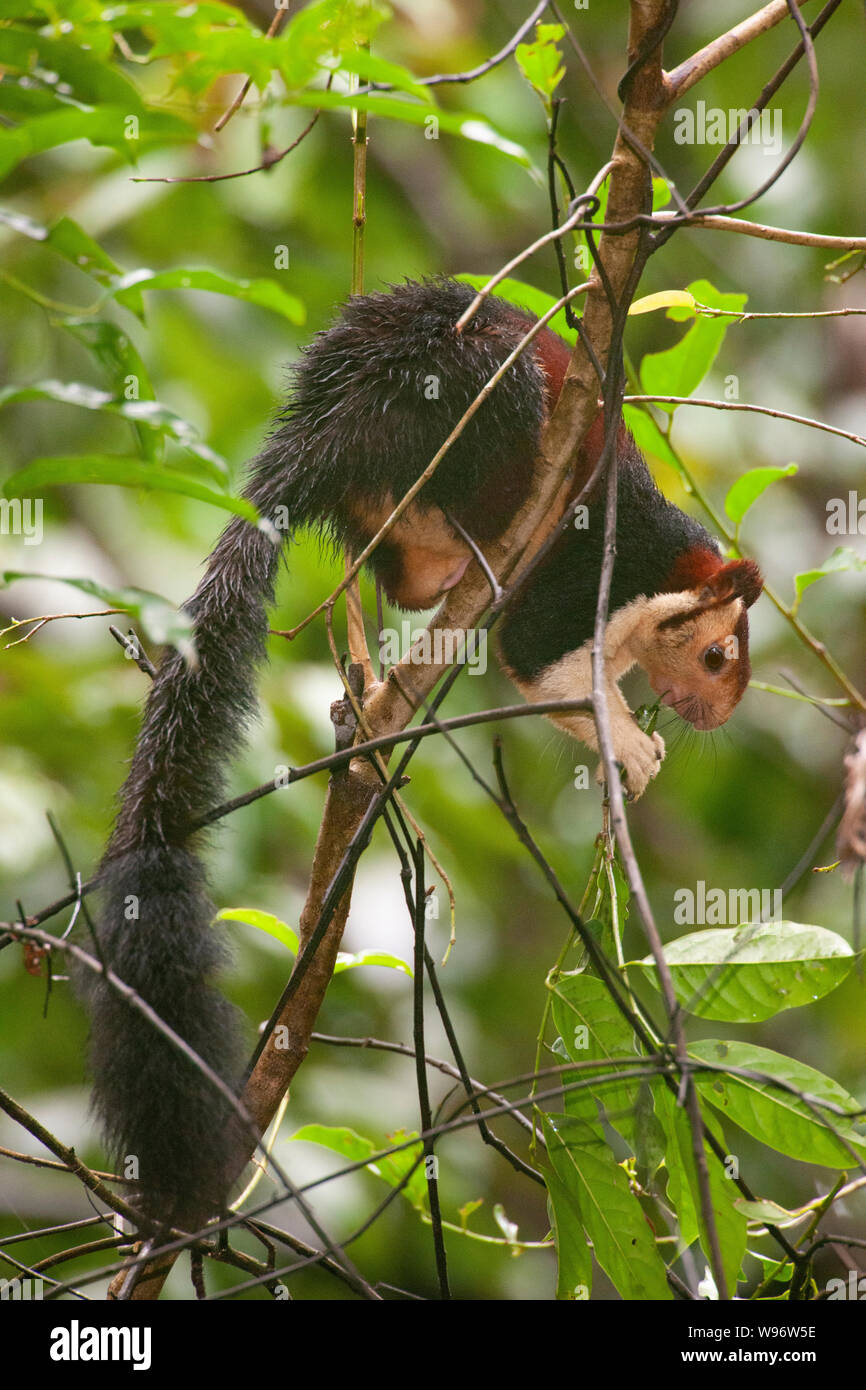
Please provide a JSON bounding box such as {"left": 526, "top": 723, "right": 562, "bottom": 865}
{"left": 622, "top": 404, "right": 682, "bottom": 474}
{"left": 550, "top": 972, "right": 643, "bottom": 1150}
{"left": 3, "top": 456, "right": 260, "bottom": 524}
{"left": 101, "top": 1, "right": 254, "bottom": 45}
{"left": 654, "top": 1082, "right": 747, "bottom": 1293}
{"left": 515, "top": 23, "right": 566, "bottom": 106}
{"left": 0, "top": 570, "right": 193, "bottom": 652}
{"left": 291, "top": 1123, "right": 427, "bottom": 1212}
{"left": 690, "top": 1039, "right": 866, "bottom": 1169}
{"left": 725, "top": 464, "right": 798, "bottom": 528}
{"left": 652, "top": 178, "right": 673, "bottom": 211}
{"left": 282, "top": 89, "right": 536, "bottom": 174}
{"left": 173, "top": 0, "right": 391, "bottom": 97}
{"left": 0, "top": 380, "right": 229, "bottom": 483}
{"left": 329, "top": 49, "right": 430, "bottom": 103}
{"left": 793, "top": 546, "right": 866, "bottom": 614}
{"left": 0, "top": 24, "right": 145, "bottom": 108}
{"left": 456, "top": 274, "right": 578, "bottom": 342}
{"left": 213, "top": 909, "right": 410, "bottom": 975}
{"left": 639, "top": 279, "right": 747, "bottom": 408}
{"left": 268, "top": 0, "right": 390, "bottom": 90}
{"left": 59, "top": 319, "right": 157, "bottom": 459}
{"left": 750, "top": 1251, "right": 795, "bottom": 1283}
{"left": 0, "top": 105, "right": 191, "bottom": 181}
{"left": 215, "top": 908, "right": 299, "bottom": 955}
{"left": 48, "top": 216, "right": 130, "bottom": 287}
{"left": 543, "top": 1113, "right": 672, "bottom": 1300}
{"left": 635, "top": 922, "right": 854, "bottom": 1022}
{"left": 546, "top": 1172, "right": 592, "bottom": 1299}
{"left": 334, "top": 948, "right": 413, "bottom": 977}
{"left": 0, "top": 209, "right": 145, "bottom": 317}
{"left": 733, "top": 1198, "right": 807, "bottom": 1228}
{"left": 60, "top": 321, "right": 153, "bottom": 398}
{"left": 5, "top": 0, "right": 119, "bottom": 55}
{"left": 111, "top": 268, "right": 306, "bottom": 325}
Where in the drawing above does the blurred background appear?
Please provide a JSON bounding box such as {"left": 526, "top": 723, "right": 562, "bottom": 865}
{"left": 1, "top": 0, "right": 865, "bottom": 1299}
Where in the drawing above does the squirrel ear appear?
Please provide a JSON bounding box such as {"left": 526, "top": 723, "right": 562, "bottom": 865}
{"left": 706, "top": 558, "right": 763, "bottom": 608}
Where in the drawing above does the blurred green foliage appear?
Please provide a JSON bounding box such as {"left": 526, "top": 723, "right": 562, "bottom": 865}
{"left": 1, "top": 0, "right": 865, "bottom": 1301}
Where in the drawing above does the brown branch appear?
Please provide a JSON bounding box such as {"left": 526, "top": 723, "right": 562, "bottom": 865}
{"left": 653, "top": 211, "right": 866, "bottom": 250}
{"left": 665, "top": 0, "right": 820, "bottom": 100}
{"left": 0, "top": 1086, "right": 143, "bottom": 1227}
{"left": 131, "top": 111, "right": 322, "bottom": 184}
{"left": 624, "top": 395, "right": 866, "bottom": 450}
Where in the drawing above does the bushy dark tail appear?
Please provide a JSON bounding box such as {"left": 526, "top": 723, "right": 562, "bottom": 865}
{"left": 77, "top": 471, "right": 288, "bottom": 1229}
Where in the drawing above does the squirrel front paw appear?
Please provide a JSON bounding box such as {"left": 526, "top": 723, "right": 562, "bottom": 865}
{"left": 595, "top": 729, "right": 665, "bottom": 800}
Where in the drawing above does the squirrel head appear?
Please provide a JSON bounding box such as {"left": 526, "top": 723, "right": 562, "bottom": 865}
{"left": 640, "top": 557, "right": 763, "bottom": 731}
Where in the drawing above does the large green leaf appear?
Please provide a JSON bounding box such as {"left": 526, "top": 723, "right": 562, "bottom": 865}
{"left": 0, "top": 209, "right": 144, "bottom": 314}
{"left": 0, "top": 25, "right": 144, "bottom": 108}
{"left": 690, "top": 1040, "right": 866, "bottom": 1169}
{"left": 291, "top": 1123, "right": 427, "bottom": 1212}
{"left": 216, "top": 906, "right": 411, "bottom": 974}
{"left": 99, "top": 1, "right": 254, "bottom": 43}
{"left": 793, "top": 546, "right": 866, "bottom": 614}
{"left": 515, "top": 22, "right": 566, "bottom": 107}
{"left": 215, "top": 908, "right": 299, "bottom": 955}
{"left": 0, "top": 381, "right": 228, "bottom": 483}
{"left": 59, "top": 319, "right": 157, "bottom": 458}
{"left": 545, "top": 1170, "right": 592, "bottom": 1299}
{"left": 286, "top": 90, "right": 536, "bottom": 173}
{"left": 3, "top": 455, "right": 260, "bottom": 524}
{"left": 0, "top": 105, "right": 191, "bottom": 181}
{"left": 256, "top": 0, "right": 389, "bottom": 90}
{"left": 111, "top": 268, "right": 305, "bottom": 325}
{"left": 543, "top": 1113, "right": 672, "bottom": 1300}
{"left": 725, "top": 464, "right": 799, "bottom": 530}
{"left": 635, "top": 922, "right": 854, "bottom": 1022}
{"left": 0, "top": 0, "right": 117, "bottom": 53}
{"left": 335, "top": 49, "right": 430, "bottom": 103}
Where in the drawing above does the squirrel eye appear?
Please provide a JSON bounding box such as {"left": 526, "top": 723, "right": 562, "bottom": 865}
{"left": 703, "top": 644, "right": 726, "bottom": 672}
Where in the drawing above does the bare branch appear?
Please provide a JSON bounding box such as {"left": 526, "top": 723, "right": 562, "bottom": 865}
{"left": 654, "top": 211, "right": 866, "bottom": 250}
{"left": 666, "top": 0, "right": 820, "bottom": 100}
{"left": 624, "top": 394, "right": 866, "bottom": 449}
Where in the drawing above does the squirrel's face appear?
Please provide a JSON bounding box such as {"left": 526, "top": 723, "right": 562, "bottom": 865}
{"left": 640, "top": 559, "right": 763, "bottom": 731}
{"left": 644, "top": 600, "right": 752, "bottom": 730}
{"left": 347, "top": 497, "right": 472, "bottom": 609}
